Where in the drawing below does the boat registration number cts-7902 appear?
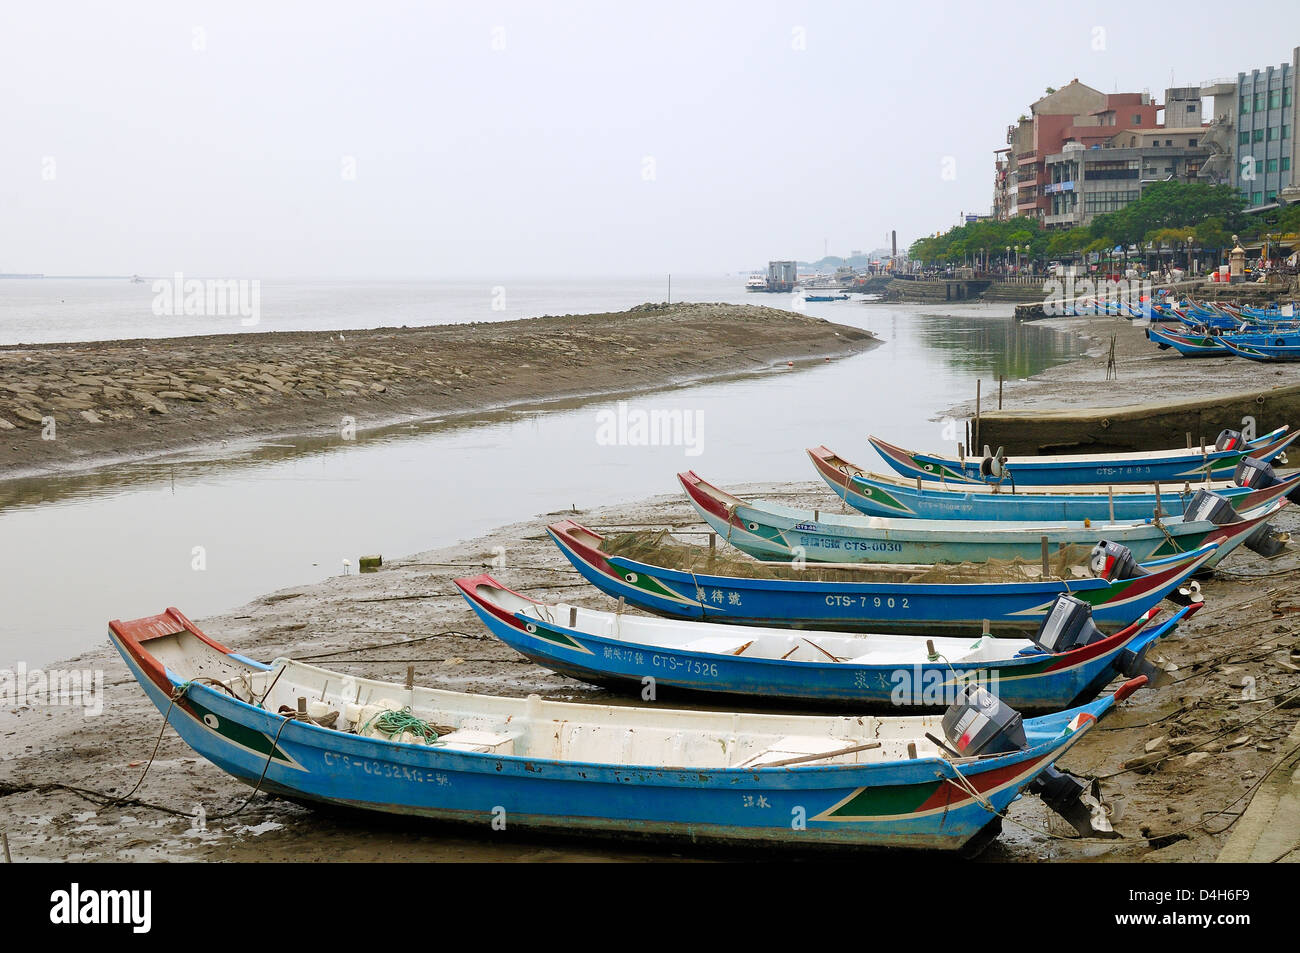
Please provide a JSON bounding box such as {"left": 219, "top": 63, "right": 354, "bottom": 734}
{"left": 824, "top": 595, "right": 910, "bottom": 610}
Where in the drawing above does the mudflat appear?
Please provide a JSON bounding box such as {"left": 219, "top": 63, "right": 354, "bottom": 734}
{"left": 0, "top": 302, "right": 878, "bottom": 479}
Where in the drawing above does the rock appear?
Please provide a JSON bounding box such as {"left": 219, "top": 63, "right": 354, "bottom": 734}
{"left": 12, "top": 407, "right": 45, "bottom": 425}
{"left": 1144, "top": 735, "right": 1168, "bottom": 753}
{"left": 78, "top": 410, "right": 102, "bottom": 424}
{"left": 0, "top": 417, "right": 13, "bottom": 430}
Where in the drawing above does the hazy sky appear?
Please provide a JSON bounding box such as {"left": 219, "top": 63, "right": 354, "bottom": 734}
{"left": 2, "top": 2, "right": 1295, "bottom": 278}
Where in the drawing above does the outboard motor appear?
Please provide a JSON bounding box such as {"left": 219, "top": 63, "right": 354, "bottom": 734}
{"left": 1033, "top": 594, "right": 1168, "bottom": 683}
{"left": 1214, "top": 428, "right": 1243, "bottom": 452}
{"left": 1089, "top": 540, "right": 1144, "bottom": 581}
{"left": 1091, "top": 540, "right": 1202, "bottom": 606}
{"left": 1235, "top": 456, "right": 1300, "bottom": 504}
{"left": 1025, "top": 766, "right": 1118, "bottom": 839}
{"left": 941, "top": 686, "right": 1118, "bottom": 839}
{"left": 979, "top": 445, "right": 1007, "bottom": 479}
{"left": 941, "top": 684, "right": 1026, "bottom": 757}
{"left": 1032, "top": 594, "right": 1105, "bottom": 653}
{"left": 1185, "top": 487, "right": 1290, "bottom": 558}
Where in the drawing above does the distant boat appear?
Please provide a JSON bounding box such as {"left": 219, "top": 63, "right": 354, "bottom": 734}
{"left": 805, "top": 294, "right": 849, "bottom": 302}
{"left": 744, "top": 274, "right": 767, "bottom": 292}
{"left": 129, "top": 274, "right": 146, "bottom": 283}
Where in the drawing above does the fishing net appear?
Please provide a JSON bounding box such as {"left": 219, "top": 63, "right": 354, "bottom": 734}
{"left": 601, "top": 531, "right": 1097, "bottom": 584}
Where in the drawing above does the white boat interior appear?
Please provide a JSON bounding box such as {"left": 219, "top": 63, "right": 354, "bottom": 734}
{"left": 135, "top": 626, "right": 966, "bottom": 770}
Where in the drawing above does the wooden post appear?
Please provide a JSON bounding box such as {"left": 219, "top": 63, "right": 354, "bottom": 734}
{"left": 568, "top": 606, "right": 577, "bottom": 628}
{"left": 405, "top": 666, "right": 414, "bottom": 691}
{"left": 1108, "top": 485, "right": 1115, "bottom": 522}
{"left": 1, "top": 832, "right": 10, "bottom": 864}
{"left": 1185, "top": 431, "right": 1192, "bottom": 449}
{"left": 1154, "top": 482, "right": 1162, "bottom": 518}
{"left": 907, "top": 742, "right": 918, "bottom": 760}
{"left": 998, "top": 375, "right": 1004, "bottom": 410}
{"left": 1040, "top": 536, "right": 1049, "bottom": 576}
{"left": 709, "top": 532, "right": 716, "bottom": 554}
{"left": 975, "top": 380, "right": 981, "bottom": 452}
{"left": 982, "top": 618, "right": 991, "bottom": 636}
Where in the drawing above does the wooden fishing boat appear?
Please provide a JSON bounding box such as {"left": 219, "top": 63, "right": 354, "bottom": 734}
{"left": 1220, "top": 338, "right": 1300, "bottom": 363}
{"left": 678, "top": 471, "right": 1289, "bottom": 568}
{"left": 806, "top": 446, "right": 1292, "bottom": 522}
{"left": 869, "top": 426, "right": 1297, "bottom": 486}
{"left": 1147, "top": 324, "right": 1227, "bottom": 357}
{"left": 457, "top": 574, "right": 1199, "bottom": 711}
{"left": 546, "top": 519, "right": 1212, "bottom": 636}
{"left": 107, "top": 607, "right": 1146, "bottom": 851}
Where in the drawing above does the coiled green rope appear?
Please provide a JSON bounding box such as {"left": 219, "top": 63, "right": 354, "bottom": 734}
{"left": 359, "top": 706, "right": 441, "bottom": 745}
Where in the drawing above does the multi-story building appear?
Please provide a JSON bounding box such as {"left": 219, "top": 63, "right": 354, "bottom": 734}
{"left": 1234, "top": 50, "right": 1296, "bottom": 207}
{"left": 1043, "top": 132, "right": 1211, "bottom": 228}
{"left": 993, "top": 81, "right": 1164, "bottom": 221}
{"left": 1198, "top": 47, "right": 1299, "bottom": 207}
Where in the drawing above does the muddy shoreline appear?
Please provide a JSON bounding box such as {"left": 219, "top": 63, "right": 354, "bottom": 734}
{"left": 0, "top": 303, "right": 878, "bottom": 481}
{"left": 2, "top": 307, "right": 1298, "bottom": 863}
{"left": 2, "top": 480, "right": 1298, "bottom": 862}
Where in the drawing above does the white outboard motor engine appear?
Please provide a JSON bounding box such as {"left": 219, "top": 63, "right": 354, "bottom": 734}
{"left": 1235, "top": 456, "right": 1300, "bottom": 504}
{"left": 941, "top": 685, "right": 1117, "bottom": 839}
{"left": 1186, "top": 487, "right": 1289, "bottom": 558}
{"left": 1091, "top": 539, "right": 1201, "bottom": 605}
{"left": 1214, "top": 429, "right": 1244, "bottom": 452}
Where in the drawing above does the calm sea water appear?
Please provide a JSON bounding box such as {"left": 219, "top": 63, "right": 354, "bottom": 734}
{"left": 3, "top": 275, "right": 761, "bottom": 345}
{"left": 0, "top": 280, "right": 1079, "bottom": 665}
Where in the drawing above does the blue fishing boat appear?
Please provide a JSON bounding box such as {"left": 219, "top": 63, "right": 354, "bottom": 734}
{"left": 807, "top": 446, "right": 1298, "bottom": 522}
{"left": 677, "top": 470, "right": 1288, "bottom": 568}
{"left": 1147, "top": 324, "right": 1228, "bottom": 357}
{"left": 1220, "top": 338, "right": 1300, "bottom": 362}
{"left": 458, "top": 574, "right": 1198, "bottom": 711}
{"left": 869, "top": 426, "right": 1297, "bottom": 487}
{"left": 546, "top": 519, "right": 1213, "bottom": 636}
{"left": 805, "top": 294, "right": 849, "bottom": 302}
{"left": 108, "top": 607, "right": 1143, "bottom": 851}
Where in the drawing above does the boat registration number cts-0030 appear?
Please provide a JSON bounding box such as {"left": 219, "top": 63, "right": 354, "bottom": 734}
{"left": 825, "top": 595, "right": 910, "bottom": 610}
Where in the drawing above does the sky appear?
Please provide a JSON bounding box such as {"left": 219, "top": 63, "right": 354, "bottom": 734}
{"left": 1, "top": 1, "right": 1296, "bottom": 278}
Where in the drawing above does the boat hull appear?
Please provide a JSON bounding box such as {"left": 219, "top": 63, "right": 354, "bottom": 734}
{"left": 457, "top": 575, "right": 1196, "bottom": 712}
{"left": 106, "top": 617, "right": 1114, "bottom": 851}
{"left": 547, "top": 521, "right": 1213, "bottom": 636}
{"left": 869, "top": 428, "right": 1297, "bottom": 486}
{"left": 807, "top": 446, "right": 1276, "bottom": 522}
{"left": 680, "top": 470, "right": 1286, "bottom": 569}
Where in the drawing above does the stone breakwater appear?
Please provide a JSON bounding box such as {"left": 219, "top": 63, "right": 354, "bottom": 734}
{"left": 0, "top": 303, "right": 879, "bottom": 477}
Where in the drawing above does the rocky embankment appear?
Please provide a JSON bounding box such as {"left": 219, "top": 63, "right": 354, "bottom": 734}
{"left": 0, "top": 303, "right": 878, "bottom": 477}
